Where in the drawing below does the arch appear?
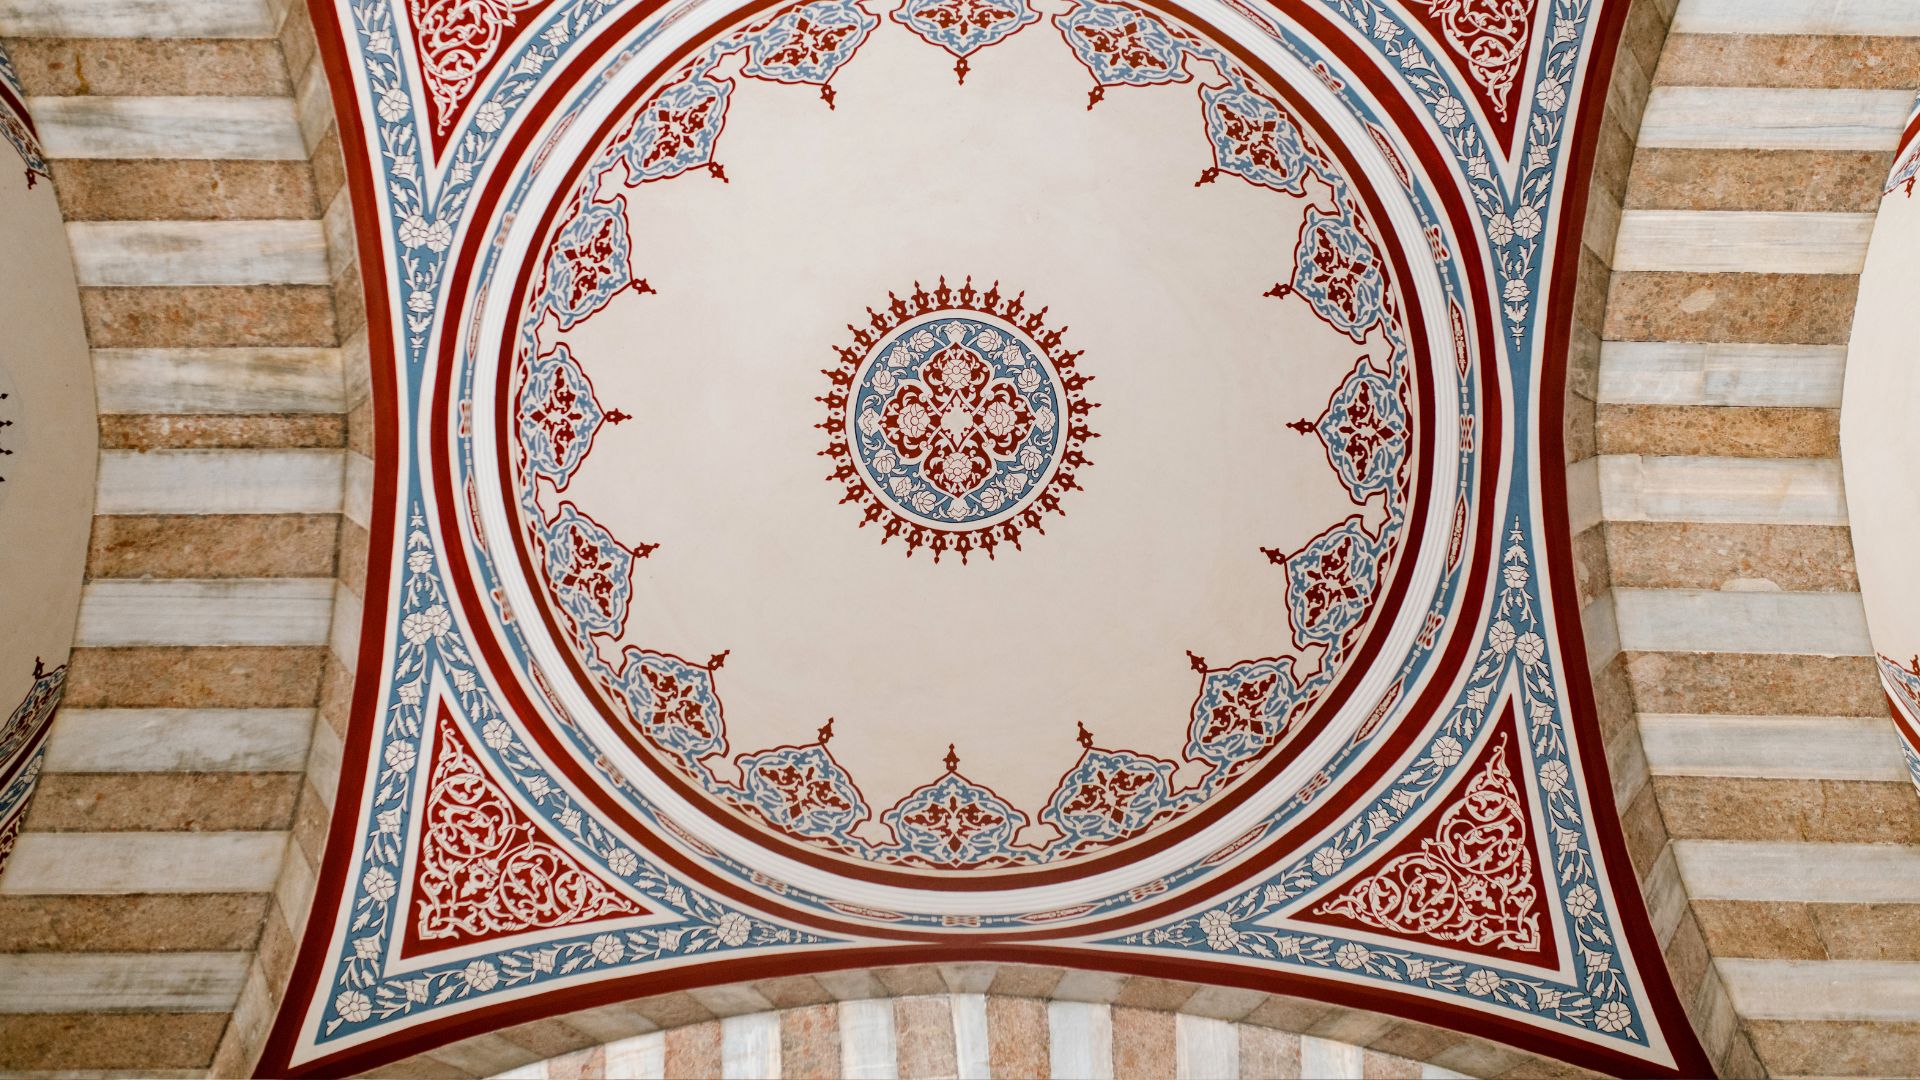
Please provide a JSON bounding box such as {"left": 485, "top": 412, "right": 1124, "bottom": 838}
{"left": 1576, "top": 2, "right": 1920, "bottom": 1076}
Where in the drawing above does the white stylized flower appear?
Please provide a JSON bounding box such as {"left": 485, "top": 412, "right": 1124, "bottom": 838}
{"left": 1595, "top": 1000, "right": 1632, "bottom": 1032}
{"left": 715, "top": 912, "right": 751, "bottom": 947}
{"left": 909, "top": 328, "right": 938, "bottom": 352}
{"left": 1466, "top": 683, "right": 1491, "bottom": 710}
{"left": 1311, "top": 847, "right": 1344, "bottom": 876}
{"left": 983, "top": 399, "right": 1019, "bottom": 437}
{"left": 1016, "top": 367, "right": 1041, "bottom": 392}
{"left": 390, "top": 153, "right": 417, "bottom": 182}
{"left": 1368, "top": 808, "right": 1392, "bottom": 833}
{"left": 407, "top": 289, "right": 434, "bottom": 314}
{"left": 871, "top": 450, "right": 899, "bottom": 477}
{"left": 377, "top": 87, "right": 409, "bottom": 123}
{"left": 1503, "top": 563, "right": 1530, "bottom": 589}
{"left": 1535, "top": 77, "right": 1567, "bottom": 112}
{"left": 483, "top": 718, "right": 512, "bottom": 750}
{"left": 1536, "top": 987, "right": 1562, "bottom": 1010}
{"left": 894, "top": 403, "right": 928, "bottom": 439}
{"left": 910, "top": 489, "right": 939, "bottom": 515}
{"left": 1467, "top": 154, "right": 1491, "bottom": 182}
{"left": 377, "top": 808, "right": 400, "bottom": 834}
{"left": 1539, "top": 759, "right": 1570, "bottom": 793}
{"left": 1335, "top": 942, "right": 1370, "bottom": 969}
{"left": 940, "top": 353, "right": 972, "bottom": 384}
{"left": 1466, "top": 969, "right": 1500, "bottom": 996}
{"left": 978, "top": 486, "right": 1005, "bottom": 511}
{"left": 463, "top": 959, "right": 498, "bottom": 991}
{"left": 657, "top": 928, "right": 686, "bottom": 952}
{"left": 362, "top": 866, "right": 396, "bottom": 902}
{"left": 366, "top": 31, "right": 393, "bottom": 55}
{"left": 407, "top": 547, "right": 433, "bottom": 573}
{"left": 384, "top": 740, "right": 416, "bottom": 772}
{"left": 1502, "top": 279, "right": 1530, "bottom": 304}
{"left": 1434, "top": 96, "right": 1465, "bottom": 128}
{"left": 889, "top": 476, "right": 914, "bottom": 499}
{"left": 426, "top": 219, "right": 453, "bottom": 251}
{"left": 939, "top": 450, "right": 976, "bottom": 486}
{"left": 1389, "top": 787, "right": 1418, "bottom": 812}
{"left": 1003, "top": 472, "right": 1029, "bottom": 495}
{"left": 404, "top": 978, "right": 429, "bottom": 1003}
{"left": 398, "top": 680, "right": 422, "bottom": 706}
{"left": 1528, "top": 142, "right": 1553, "bottom": 173}
{"left": 608, "top": 847, "right": 638, "bottom": 875}
{"left": 1019, "top": 446, "right": 1044, "bottom": 471}
{"left": 1583, "top": 948, "right": 1613, "bottom": 975}
{"left": 1403, "top": 958, "right": 1433, "bottom": 980}
{"left": 532, "top": 948, "right": 557, "bottom": 973}
{"left": 871, "top": 368, "right": 897, "bottom": 395}
{"left": 476, "top": 101, "right": 506, "bottom": 133}
{"left": 1431, "top": 736, "right": 1464, "bottom": 768}
{"left": 452, "top": 667, "right": 476, "bottom": 693}
{"left": 1487, "top": 213, "right": 1515, "bottom": 246}
{"left": 1556, "top": 825, "right": 1582, "bottom": 855}
{"left": 1033, "top": 405, "right": 1056, "bottom": 433}
{"left": 335, "top": 990, "right": 372, "bottom": 1023}
{"left": 403, "top": 604, "right": 451, "bottom": 644}
{"left": 1516, "top": 632, "right": 1546, "bottom": 666}
{"left": 1489, "top": 620, "right": 1517, "bottom": 653}
{"left": 523, "top": 774, "right": 550, "bottom": 799}
{"left": 1512, "top": 204, "right": 1543, "bottom": 239}
{"left": 450, "top": 160, "right": 474, "bottom": 186}
{"left": 1276, "top": 936, "right": 1302, "bottom": 957}
{"left": 559, "top": 808, "right": 582, "bottom": 833}
{"left": 590, "top": 934, "right": 625, "bottom": 964}
{"left": 398, "top": 213, "right": 434, "bottom": 249}
{"left": 1198, "top": 909, "right": 1241, "bottom": 951}
{"left": 353, "top": 936, "right": 381, "bottom": 961}
{"left": 1001, "top": 345, "right": 1028, "bottom": 369}
{"left": 975, "top": 328, "right": 1003, "bottom": 350}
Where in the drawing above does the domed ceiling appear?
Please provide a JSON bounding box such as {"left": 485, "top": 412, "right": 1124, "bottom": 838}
{"left": 265, "top": 0, "right": 1711, "bottom": 1074}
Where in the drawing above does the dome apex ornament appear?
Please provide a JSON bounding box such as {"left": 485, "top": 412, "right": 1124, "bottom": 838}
{"left": 820, "top": 276, "right": 1098, "bottom": 563}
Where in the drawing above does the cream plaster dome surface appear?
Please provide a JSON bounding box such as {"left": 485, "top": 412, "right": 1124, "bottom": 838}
{"left": 1844, "top": 163, "right": 1920, "bottom": 779}
{"left": 0, "top": 91, "right": 95, "bottom": 853}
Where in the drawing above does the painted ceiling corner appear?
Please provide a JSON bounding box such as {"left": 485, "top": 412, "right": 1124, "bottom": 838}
{"left": 260, "top": 0, "right": 1714, "bottom": 1074}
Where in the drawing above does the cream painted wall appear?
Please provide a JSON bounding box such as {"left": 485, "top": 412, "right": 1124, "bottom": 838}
{"left": 1843, "top": 177, "right": 1920, "bottom": 719}
{"left": 0, "top": 165, "right": 96, "bottom": 703}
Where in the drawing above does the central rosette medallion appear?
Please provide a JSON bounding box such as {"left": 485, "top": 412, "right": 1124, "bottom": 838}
{"left": 822, "top": 277, "right": 1096, "bottom": 561}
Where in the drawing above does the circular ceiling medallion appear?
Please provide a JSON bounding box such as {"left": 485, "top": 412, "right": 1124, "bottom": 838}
{"left": 822, "top": 278, "right": 1096, "bottom": 561}
{"left": 464, "top": 0, "right": 1470, "bottom": 915}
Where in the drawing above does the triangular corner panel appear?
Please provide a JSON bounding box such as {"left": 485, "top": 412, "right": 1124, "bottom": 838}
{"left": 261, "top": 0, "right": 1712, "bottom": 1075}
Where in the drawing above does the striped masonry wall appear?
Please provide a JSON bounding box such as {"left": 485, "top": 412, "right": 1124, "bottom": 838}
{"left": 1578, "top": 0, "right": 1920, "bottom": 1076}
{"left": 0, "top": 0, "right": 368, "bottom": 1074}
{"left": 476, "top": 992, "right": 1469, "bottom": 1080}
{"left": 368, "top": 966, "right": 1593, "bottom": 1080}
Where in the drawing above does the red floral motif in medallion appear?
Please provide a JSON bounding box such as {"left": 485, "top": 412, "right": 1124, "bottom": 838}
{"left": 405, "top": 0, "right": 551, "bottom": 155}
{"left": 402, "top": 706, "right": 644, "bottom": 955}
{"left": 1296, "top": 706, "right": 1555, "bottom": 964}
{"left": 1402, "top": 0, "right": 1537, "bottom": 152}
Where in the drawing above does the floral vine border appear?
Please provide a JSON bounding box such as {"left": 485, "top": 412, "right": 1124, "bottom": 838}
{"left": 0, "top": 659, "right": 66, "bottom": 877}
{"left": 293, "top": 0, "right": 1679, "bottom": 1064}
{"left": 1875, "top": 654, "right": 1920, "bottom": 794}
{"left": 0, "top": 43, "right": 50, "bottom": 188}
